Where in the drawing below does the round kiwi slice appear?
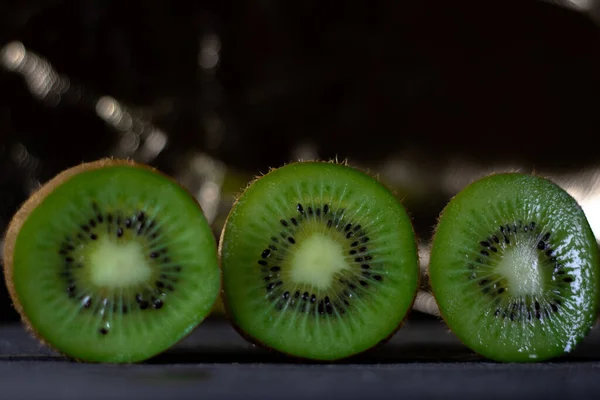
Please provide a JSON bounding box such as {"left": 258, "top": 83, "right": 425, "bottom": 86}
{"left": 429, "top": 173, "right": 600, "bottom": 362}
{"left": 3, "top": 159, "right": 220, "bottom": 363}
{"left": 219, "top": 161, "right": 419, "bottom": 360}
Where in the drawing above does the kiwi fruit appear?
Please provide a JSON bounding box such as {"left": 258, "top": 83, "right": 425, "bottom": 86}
{"left": 429, "top": 173, "right": 600, "bottom": 362}
{"left": 219, "top": 161, "right": 419, "bottom": 360}
{"left": 3, "top": 159, "right": 220, "bottom": 363}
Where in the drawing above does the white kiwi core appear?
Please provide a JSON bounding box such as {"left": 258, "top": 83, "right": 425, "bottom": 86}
{"left": 289, "top": 233, "right": 348, "bottom": 290}
{"left": 496, "top": 244, "right": 543, "bottom": 296}
{"left": 87, "top": 236, "right": 152, "bottom": 288}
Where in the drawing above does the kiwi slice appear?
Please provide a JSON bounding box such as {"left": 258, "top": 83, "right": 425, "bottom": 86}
{"left": 219, "top": 161, "right": 419, "bottom": 360}
{"left": 3, "top": 159, "right": 220, "bottom": 363}
{"left": 429, "top": 173, "right": 600, "bottom": 362}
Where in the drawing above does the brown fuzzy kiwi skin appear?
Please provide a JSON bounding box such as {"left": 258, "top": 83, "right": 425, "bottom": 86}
{"left": 217, "top": 159, "right": 420, "bottom": 362}
{"left": 3, "top": 157, "right": 221, "bottom": 363}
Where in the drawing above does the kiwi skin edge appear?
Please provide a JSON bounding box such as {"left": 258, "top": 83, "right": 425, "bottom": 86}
{"left": 427, "top": 171, "right": 600, "bottom": 362}
{"left": 3, "top": 157, "right": 222, "bottom": 363}
{"left": 217, "top": 159, "right": 420, "bottom": 363}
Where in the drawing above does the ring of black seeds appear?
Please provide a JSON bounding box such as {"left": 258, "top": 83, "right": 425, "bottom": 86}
{"left": 58, "top": 202, "right": 183, "bottom": 335}
{"left": 256, "top": 203, "right": 384, "bottom": 317}
{"left": 468, "top": 220, "right": 570, "bottom": 322}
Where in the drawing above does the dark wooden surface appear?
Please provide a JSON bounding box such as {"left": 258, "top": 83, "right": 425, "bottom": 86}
{"left": 1, "top": 317, "right": 599, "bottom": 399}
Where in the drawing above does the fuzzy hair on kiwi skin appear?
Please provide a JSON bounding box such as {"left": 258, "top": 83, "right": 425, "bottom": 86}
{"left": 3, "top": 157, "right": 222, "bottom": 363}
{"left": 217, "top": 159, "right": 420, "bottom": 362}
{"left": 426, "top": 171, "right": 600, "bottom": 360}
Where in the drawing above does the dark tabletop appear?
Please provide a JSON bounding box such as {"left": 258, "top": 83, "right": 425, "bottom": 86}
{"left": 1, "top": 317, "right": 599, "bottom": 399}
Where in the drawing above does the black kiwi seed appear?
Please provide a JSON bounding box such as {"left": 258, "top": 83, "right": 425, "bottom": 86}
{"left": 153, "top": 299, "right": 163, "bottom": 309}
{"left": 323, "top": 204, "right": 329, "bottom": 214}
{"left": 82, "top": 297, "right": 92, "bottom": 308}
{"left": 297, "top": 204, "right": 304, "bottom": 214}
{"left": 543, "top": 232, "right": 551, "bottom": 241}
{"left": 318, "top": 301, "right": 325, "bottom": 314}
{"left": 99, "top": 328, "right": 108, "bottom": 335}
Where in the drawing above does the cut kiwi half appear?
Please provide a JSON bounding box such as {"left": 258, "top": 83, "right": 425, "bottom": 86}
{"left": 3, "top": 159, "right": 220, "bottom": 363}
{"left": 219, "top": 161, "right": 419, "bottom": 360}
{"left": 429, "top": 173, "right": 600, "bottom": 362}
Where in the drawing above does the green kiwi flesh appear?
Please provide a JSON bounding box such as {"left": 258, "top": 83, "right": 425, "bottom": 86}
{"left": 429, "top": 173, "right": 600, "bottom": 362}
{"left": 3, "top": 159, "right": 220, "bottom": 363}
{"left": 219, "top": 161, "right": 419, "bottom": 360}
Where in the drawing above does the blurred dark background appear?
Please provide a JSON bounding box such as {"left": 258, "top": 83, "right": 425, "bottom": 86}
{"left": 2, "top": 0, "right": 600, "bottom": 322}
